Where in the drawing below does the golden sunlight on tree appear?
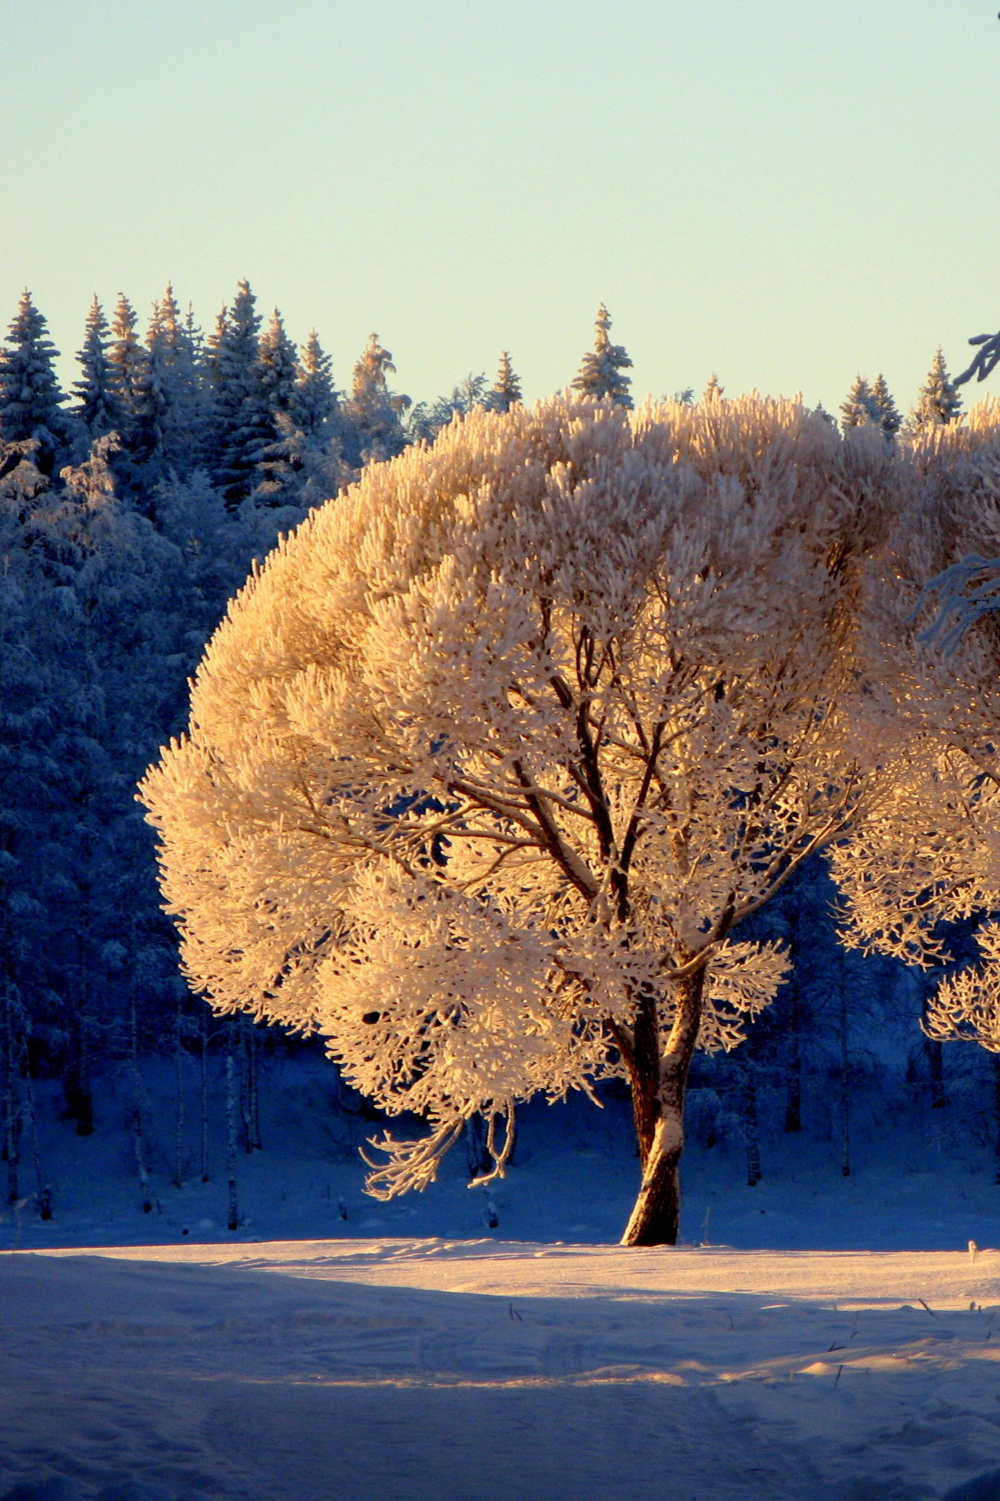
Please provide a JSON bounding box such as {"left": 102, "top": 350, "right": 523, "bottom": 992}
{"left": 140, "top": 393, "right": 1000, "bottom": 1245}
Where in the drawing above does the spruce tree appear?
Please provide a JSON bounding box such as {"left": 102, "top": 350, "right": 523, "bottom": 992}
{"left": 152, "top": 284, "right": 205, "bottom": 474}
{"left": 703, "top": 374, "right": 724, "bottom": 404}
{"left": 869, "top": 373, "right": 901, "bottom": 438}
{"left": 292, "top": 330, "right": 337, "bottom": 436}
{"left": 571, "top": 304, "right": 633, "bottom": 407}
{"left": 487, "top": 350, "right": 522, "bottom": 413}
{"left": 206, "top": 280, "right": 263, "bottom": 505}
{"left": 839, "top": 375, "right": 878, "bottom": 431}
{"left": 108, "top": 294, "right": 153, "bottom": 461}
{"left": 0, "top": 292, "right": 71, "bottom": 471}
{"left": 913, "top": 348, "right": 963, "bottom": 427}
{"left": 72, "top": 297, "right": 119, "bottom": 440}
{"left": 342, "top": 333, "right": 409, "bottom": 467}
{"left": 250, "top": 311, "right": 300, "bottom": 497}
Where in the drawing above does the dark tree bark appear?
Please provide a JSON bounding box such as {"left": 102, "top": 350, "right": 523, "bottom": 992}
{"left": 839, "top": 954, "right": 851, "bottom": 1179}
{"left": 993, "top": 1054, "right": 1000, "bottom": 1187}
{"left": 784, "top": 900, "right": 803, "bottom": 1133}
{"left": 226, "top": 1018, "right": 240, "bottom": 1230}
{"left": 199, "top": 1005, "right": 210, "bottom": 1183}
{"left": 744, "top": 1063, "right": 762, "bottom": 1187}
{"left": 620, "top": 968, "right": 705, "bottom": 1247}
{"left": 926, "top": 1038, "right": 947, "bottom": 1110}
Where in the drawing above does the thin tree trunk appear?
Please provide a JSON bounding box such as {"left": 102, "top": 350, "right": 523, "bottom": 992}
{"left": 20, "top": 1048, "right": 51, "bottom": 1220}
{"left": 927, "top": 1038, "right": 947, "bottom": 1110}
{"left": 3, "top": 985, "right": 19, "bottom": 1206}
{"left": 130, "top": 991, "right": 152, "bottom": 1214}
{"left": 172, "top": 990, "right": 184, "bottom": 1188}
{"left": 247, "top": 1017, "right": 261, "bottom": 1151}
{"left": 744, "top": 1063, "right": 762, "bottom": 1187}
{"left": 839, "top": 955, "right": 851, "bottom": 1179}
{"left": 993, "top": 1054, "right": 1000, "bottom": 1187}
{"left": 783, "top": 898, "right": 802, "bottom": 1133}
{"left": 200, "top": 1005, "right": 210, "bottom": 1183}
{"left": 784, "top": 983, "right": 802, "bottom": 1133}
{"left": 620, "top": 968, "right": 705, "bottom": 1247}
{"left": 226, "top": 1019, "right": 239, "bottom": 1231}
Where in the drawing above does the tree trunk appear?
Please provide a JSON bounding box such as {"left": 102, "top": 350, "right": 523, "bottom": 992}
{"left": 3, "top": 985, "right": 19, "bottom": 1206}
{"left": 744, "top": 1063, "right": 762, "bottom": 1187}
{"left": 226, "top": 1019, "right": 240, "bottom": 1231}
{"left": 784, "top": 980, "right": 802, "bottom": 1133}
{"left": 172, "top": 989, "right": 185, "bottom": 1188}
{"left": 130, "top": 990, "right": 152, "bottom": 1214}
{"left": 993, "top": 1053, "right": 1000, "bottom": 1187}
{"left": 200, "top": 1005, "right": 210, "bottom": 1183}
{"left": 839, "top": 955, "right": 851, "bottom": 1179}
{"left": 783, "top": 897, "right": 802, "bottom": 1133}
{"left": 926, "top": 1038, "right": 947, "bottom": 1110}
{"left": 620, "top": 968, "right": 705, "bottom": 1247}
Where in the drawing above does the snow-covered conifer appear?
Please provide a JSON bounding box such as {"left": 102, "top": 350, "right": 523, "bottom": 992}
{"left": 487, "top": 350, "right": 522, "bottom": 413}
{"left": 839, "top": 375, "right": 878, "bottom": 430}
{"left": 341, "top": 333, "right": 409, "bottom": 466}
{"left": 206, "top": 280, "right": 263, "bottom": 504}
{"left": 108, "top": 293, "right": 153, "bottom": 462}
{"left": 912, "top": 348, "right": 963, "bottom": 427}
{"left": 869, "top": 373, "right": 901, "bottom": 437}
{"left": 703, "top": 373, "right": 724, "bottom": 404}
{"left": 152, "top": 284, "right": 205, "bottom": 473}
{"left": 292, "top": 330, "right": 338, "bottom": 436}
{"left": 72, "top": 297, "right": 119, "bottom": 440}
{"left": 571, "top": 304, "right": 633, "bottom": 407}
{"left": 0, "top": 292, "right": 71, "bottom": 471}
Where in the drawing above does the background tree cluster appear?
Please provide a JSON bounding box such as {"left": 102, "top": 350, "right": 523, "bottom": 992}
{"left": 1, "top": 288, "right": 993, "bottom": 1230}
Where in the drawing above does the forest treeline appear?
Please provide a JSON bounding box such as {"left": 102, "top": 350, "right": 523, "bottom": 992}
{"left": 0, "top": 285, "right": 988, "bottom": 1220}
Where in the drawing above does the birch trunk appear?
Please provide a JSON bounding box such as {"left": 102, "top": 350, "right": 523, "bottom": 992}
{"left": 199, "top": 1005, "right": 210, "bottom": 1182}
{"left": 839, "top": 955, "right": 851, "bottom": 1179}
{"left": 226, "top": 1019, "right": 239, "bottom": 1231}
{"left": 744, "top": 1063, "right": 762, "bottom": 1187}
{"left": 993, "top": 1054, "right": 1000, "bottom": 1187}
{"left": 172, "top": 990, "right": 184, "bottom": 1188}
{"left": 3, "top": 985, "right": 19, "bottom": 1206}
{"left": 130, "top": 991, "right": 152, "bottom": 1214}
{"left": 620, "top": 968, "right": 705, "bottom": 1247}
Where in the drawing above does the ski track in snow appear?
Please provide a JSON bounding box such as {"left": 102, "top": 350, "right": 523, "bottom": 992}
{"left": 3, "top": 1240, "right": 1000, "bottom": 1500}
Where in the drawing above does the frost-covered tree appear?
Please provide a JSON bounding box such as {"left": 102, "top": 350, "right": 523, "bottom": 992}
{"left": 407, "top": 374, "right": 488, "bottom": 445}
{"left": 108, "top": 294, "right": 153, "bottom": 460}
{"left": 205, "top": 280, "right": 263, "bottom": 505}
{"left": 72, "top": 297, "right": 119, "bottom": 440}
{"left": 869, "top": 374, "right": 901, "bottom": 438}
{"left": 840, "top": 375, "right": 878, "bottom": 431}
{"left": 864, "top": 407, "right": 1000, "bottom": 1058}
{"left": 292, "top": 330, "right": 338, "bottom": 437}
{"left": 149, "top": 284, "right": 205, "bottom": 474}
{"left": 0, "top": 293, "right": 71, "bottom": 472}
{"left": 341, "top": 333, "right": 409, "bottom": 467}
{"left": 487, "top": 351, "right": 522, "bottom": 413}
{"left": 140, "top": 393, "right": 949, "bottom": 1246}
{"left": 572, "top": 304, "right": 632, "bottom": 407}
{"left": 912, "top": 348, "right": 962, "bottom": 428}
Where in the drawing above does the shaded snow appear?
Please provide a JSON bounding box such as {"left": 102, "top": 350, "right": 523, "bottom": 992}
{"left": 4, "top": 1238, "right": 1000, "bottom": 1500}
{"left": 4, "top": 1063, "right": 1000, "bottom": 1497}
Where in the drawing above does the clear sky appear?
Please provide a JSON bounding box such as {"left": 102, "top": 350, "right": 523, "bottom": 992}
{"left": 1, "top": 1, "right": 998, "bottom": 414}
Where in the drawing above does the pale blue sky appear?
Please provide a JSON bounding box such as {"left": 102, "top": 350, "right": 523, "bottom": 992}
{"left": 1, "top": 1, "right": 997, "bottom": 413}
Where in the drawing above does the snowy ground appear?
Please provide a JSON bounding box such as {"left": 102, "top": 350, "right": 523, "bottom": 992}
{"left": 5, "top": 1238, "right": 1000, "bottom": 1500}
{"left": 3, "top": 1058, "right": 1000, "bottom": 1499}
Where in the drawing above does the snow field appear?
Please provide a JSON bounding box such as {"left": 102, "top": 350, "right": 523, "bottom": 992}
{"left": 4, "top": 1239, "right": 1000, "bottom": 1501}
